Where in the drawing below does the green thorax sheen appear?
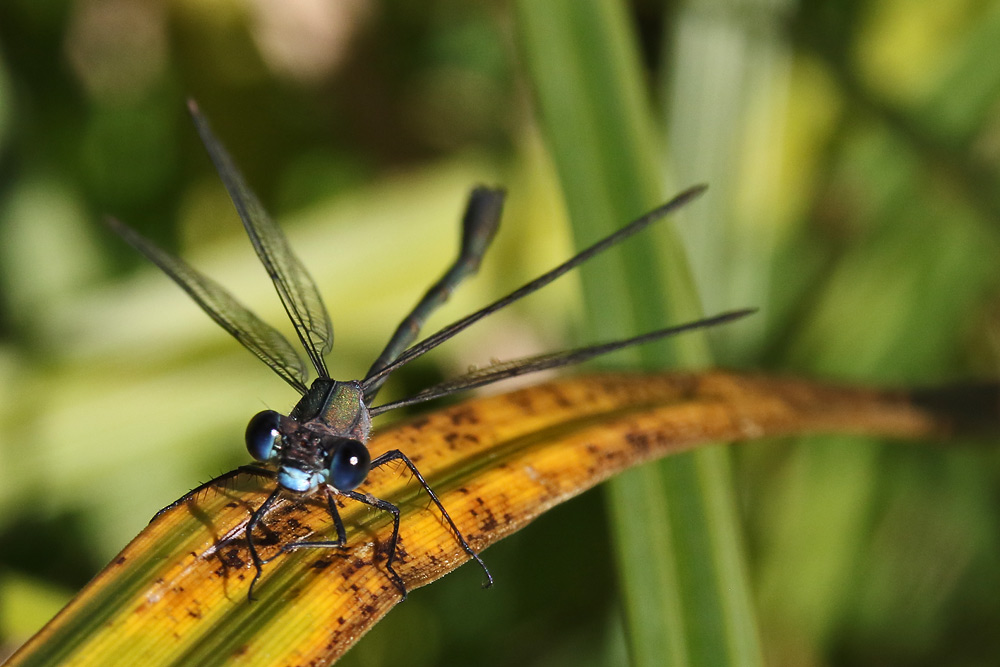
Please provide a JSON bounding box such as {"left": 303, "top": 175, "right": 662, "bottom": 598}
{"left": 289, "top": 379, "right": 372, "bottom": 443}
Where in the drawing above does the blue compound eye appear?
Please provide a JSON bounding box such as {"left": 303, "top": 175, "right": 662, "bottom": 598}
{"left": 245, "top": 410, "right": 282, "bottom": 461}
{"left": 328, "top": 439, "right": 370, "bottom": 491}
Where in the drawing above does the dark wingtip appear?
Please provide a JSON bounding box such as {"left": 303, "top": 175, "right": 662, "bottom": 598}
{"left": 470, "top": 184, "right": 507, "bottom": 197}
{"left": 704, "top": 307, "right": 758, "bottom": 327}
{"left": 652, "top": 184, "right": 709, "bottom": 218}
{"left": 679, "top": 183, "right": 709, "bottom": 202}
{"left": 727, "top": 306, "right": 758, "bottom": 320}
{"left": 104, "top": 215, "right": 132, "bottom": 239}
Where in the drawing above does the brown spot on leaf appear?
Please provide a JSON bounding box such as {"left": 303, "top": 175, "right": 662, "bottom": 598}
{"left": 624, "top": 431, "right": 651, "bottom": 453}
{"left": 543, "top": 385, "right": 574, "bottom": 408}
{"left": 478, "top": 507, "right": 499, "bottom": 532}
{"left": 448, "top": 406, "right": 480, "bottom": 426}
{"left": 221, "top": 549, "right": 246, "bottom": 570}
{"left": 507, "top": 392, "right": 537, "bottom": 414}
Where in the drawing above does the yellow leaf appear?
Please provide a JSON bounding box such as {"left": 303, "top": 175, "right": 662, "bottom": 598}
{"left": 8, "top": 372, "right": 996, "bottom": 666}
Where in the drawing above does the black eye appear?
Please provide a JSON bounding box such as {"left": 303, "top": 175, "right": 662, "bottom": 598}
{"left": 328, "top": 439, "right": 370, "bottom": 491}
{"left": 245, "top": 410, "right": 282, "bottom": 461}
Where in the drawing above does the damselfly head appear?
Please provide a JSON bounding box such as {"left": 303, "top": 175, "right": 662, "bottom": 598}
{"left": 268, "top": 434, "right": 369, "bottom": 493}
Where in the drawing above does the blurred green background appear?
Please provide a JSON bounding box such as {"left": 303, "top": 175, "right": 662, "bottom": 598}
{"left": 1, "top": 0, "right": 998, "bottom": 665}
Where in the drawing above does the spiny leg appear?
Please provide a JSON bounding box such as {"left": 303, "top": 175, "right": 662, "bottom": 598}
{"left": 363, "top": 187, "right": 504, "bottom": 403}
{"left": 372, "top": 449, "right": 493, "bottom": 588}
{"left": 280, "top": 487, "right": 348, "bottom": 551}
{"left": 151, "top": 464, "right": 274, "bottom": 522}
{"left": 245, "top": 488, "right": 283, "bottom": 601}
{"left": 341, "top": 489, "right": 406, "bottom": 599}
{"left": 280, "top": 488, "right": 408, "bottom": 599}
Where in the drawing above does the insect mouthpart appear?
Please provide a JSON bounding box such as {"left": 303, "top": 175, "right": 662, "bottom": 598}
{"left": 276, "top": 466, "right": 326, "bottom": 493}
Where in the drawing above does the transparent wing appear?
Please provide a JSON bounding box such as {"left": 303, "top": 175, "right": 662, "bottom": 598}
{"left": 188, "top": 100, "right": 333, "bottom": 378}
{"left": 368, "top": 308, "right": 755, "bottom": 416}
{"left": 360, "top": 185, "right": 709, "bottom": 396}
{"left": 362, "top": 187, "right": 505, "bottom": 404}
{"left": 108, "top": 217, "right": 310, "bottom": 395}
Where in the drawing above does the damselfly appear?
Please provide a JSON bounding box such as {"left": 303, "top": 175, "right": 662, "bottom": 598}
{"left": 108, "top": 100, "right": 754, "bottom": 600}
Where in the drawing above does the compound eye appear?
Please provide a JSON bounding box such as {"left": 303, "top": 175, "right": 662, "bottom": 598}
{"left": 245, "top": 410, "right": 282, "bottom": 461}
{"left": 328, "top": 439, "right": 370, "bottom": 491}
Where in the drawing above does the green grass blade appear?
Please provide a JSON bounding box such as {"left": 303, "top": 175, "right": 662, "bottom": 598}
{"left": 514, "top": 1, "right": 762, "bottom": 665}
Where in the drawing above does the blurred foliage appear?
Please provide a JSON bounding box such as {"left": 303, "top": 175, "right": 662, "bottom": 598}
{"left": 0, "top": 0, "right": 998, "bottom": 666}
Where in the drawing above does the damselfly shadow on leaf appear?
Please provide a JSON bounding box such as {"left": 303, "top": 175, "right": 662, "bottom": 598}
{"left": 107, "top": 100, "right": 754, "bottom": 601}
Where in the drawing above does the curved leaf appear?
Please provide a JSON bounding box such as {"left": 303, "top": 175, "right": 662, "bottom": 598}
{"left": 8, "top": 372, "right": 997, "bottom": 666}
